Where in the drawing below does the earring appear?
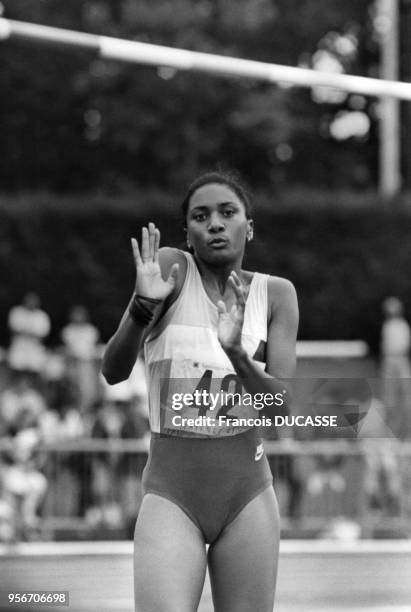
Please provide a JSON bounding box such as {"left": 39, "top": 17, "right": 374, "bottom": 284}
{"left": 187, "top": 240, "right": 192, "bottom": 250}
{"left": 247, "top": 232, "right": 253, "bottom": 242}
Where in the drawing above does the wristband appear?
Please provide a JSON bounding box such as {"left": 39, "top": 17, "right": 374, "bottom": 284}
{"left": 129, "top": 294, "right": 162, "bottom": 327}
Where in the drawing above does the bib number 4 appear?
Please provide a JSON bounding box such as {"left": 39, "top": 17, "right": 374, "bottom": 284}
{"left": 194, "top": 370, "right": 244, "bottom": 418}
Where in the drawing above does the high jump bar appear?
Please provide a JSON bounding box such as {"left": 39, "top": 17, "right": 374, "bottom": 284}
{"left": 1, "top": 18, "right": 411, "bottom": 101}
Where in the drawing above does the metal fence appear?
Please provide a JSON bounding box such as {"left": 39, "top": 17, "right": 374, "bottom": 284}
{"left": 2, "top": 438, "right": 410, "bottom": 540}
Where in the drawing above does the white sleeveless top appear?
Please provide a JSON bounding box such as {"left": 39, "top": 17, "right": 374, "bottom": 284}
{"left": 144, "top": 252, "right": 269, "bottom": 437}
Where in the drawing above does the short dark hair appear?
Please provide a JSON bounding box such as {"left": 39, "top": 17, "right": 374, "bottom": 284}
{"left": 181, "top": 170, "right": 253, "bottom": 223}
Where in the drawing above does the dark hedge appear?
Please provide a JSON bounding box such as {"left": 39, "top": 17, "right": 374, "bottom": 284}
{"left": 1, "top": 190, "right": 411, "bottom": 353}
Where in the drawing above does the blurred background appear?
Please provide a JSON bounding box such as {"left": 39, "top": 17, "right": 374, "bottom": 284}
{"left": 1, "top": 0, "right": 411, "bottom": 549}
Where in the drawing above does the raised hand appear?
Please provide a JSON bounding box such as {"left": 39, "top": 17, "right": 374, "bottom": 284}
{"left": 216, "top": 271, "right": 246, "bottom": 354}
{"left": 131, "top": 222, "right": 179, "bottom": 301}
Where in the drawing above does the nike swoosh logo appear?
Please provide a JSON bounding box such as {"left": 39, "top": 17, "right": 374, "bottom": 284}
{"left": 255, "top": 443, "right": 264, "bottom": 461}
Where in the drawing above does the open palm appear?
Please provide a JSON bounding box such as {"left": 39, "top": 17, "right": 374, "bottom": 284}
{"left": 217, "top": 272, "right": 246, "bottom": 352}
{"left": 132, "top": 222, "right": 178, "bottom": 300}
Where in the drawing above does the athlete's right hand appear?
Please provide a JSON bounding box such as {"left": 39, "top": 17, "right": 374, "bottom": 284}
{"left": 131, "top": 222, "right": 179, "bottom": 301}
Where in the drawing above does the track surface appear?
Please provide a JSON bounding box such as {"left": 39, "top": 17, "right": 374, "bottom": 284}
{"left": 1, "top": 541, "right": 411, "bottom": 612}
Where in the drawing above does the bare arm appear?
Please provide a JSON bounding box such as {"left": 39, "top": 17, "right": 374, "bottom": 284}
{"left": 218, "top": 273, "right": 299, "bottom": 413}
{"left": 101, "top": 223, "right": 181, "bottom": 385}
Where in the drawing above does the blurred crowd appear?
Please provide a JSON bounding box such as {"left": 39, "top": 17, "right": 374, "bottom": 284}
{"left": 1, "top": 292, "right": 411, "bottom": 542}
{"left": 0, "top": 292, "right": 149, "bottom": 542}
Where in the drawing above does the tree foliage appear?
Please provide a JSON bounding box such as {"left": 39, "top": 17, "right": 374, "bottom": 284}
{"left": 0, "top": 0, "right": 380, "bottom": 192}
{"left": 1, "top": 191, "right": 411, "bottom": 350}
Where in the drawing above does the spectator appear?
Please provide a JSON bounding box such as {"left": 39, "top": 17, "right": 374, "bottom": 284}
{"left": 8, "top": 293, "right": 50, "bottom": 382}
{"left": 358, "top": 398, "right": 402, "bottom": 519}
{"left": 305, "top": 382, "right": 356, "bottom": 497}
{"left": 2, "top": 427, "right": 47, "bottom": 541}
{"left": 61, "top": 305, "right": 100, "bottom": 413}
{"left": 37, "top": 371, "right": 86, "bottom": 522}
{"left": 262, "top": 423, "right": 304, "bottom": 522}
{"left": 43, "top": 399, "right": 85, "bottom": 519}
{"left": 0, "top": 375, "right": 47, "bottom": 437}
{"left": 0, "top": 457, "right": 15, "bottom": 543}
{"left": 117, "top": 398, "right": 150, "bottom": 535}
{"left": 86, "top": 400, "right": 122, "bottom": 527}
{"left": 381, "top": 297, "right": 411, "bottom": 438}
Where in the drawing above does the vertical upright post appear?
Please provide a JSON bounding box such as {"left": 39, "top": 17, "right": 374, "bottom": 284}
{"left": 379, "top": 0, "right": 401, "bottom": 198}
{"left": 401, "top": 0, "right": 411, "bottom": 189}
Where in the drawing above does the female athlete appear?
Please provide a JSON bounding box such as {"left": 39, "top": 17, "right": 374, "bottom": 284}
{"left": 102, "top": 171, "right": 299, "bottom": 612}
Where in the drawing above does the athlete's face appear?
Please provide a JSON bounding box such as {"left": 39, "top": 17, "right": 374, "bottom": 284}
{"left": 186, "top": 183, "right": 253, "bottom": 264}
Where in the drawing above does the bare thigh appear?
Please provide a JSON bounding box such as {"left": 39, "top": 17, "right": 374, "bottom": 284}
{"left": 134, "top": 493, "right": 207, "bottom": 612}
{"left": 208, "top": 486, "right": 280, "bottom": 612}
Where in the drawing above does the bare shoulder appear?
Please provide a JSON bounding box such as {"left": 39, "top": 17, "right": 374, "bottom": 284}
{"left": 158, "top": 247, "right": 187, "bottom": 295}
{"left": 266, "top": 276, "right": 298, "bottom": 321}
{"left": 158, "top": 246, "right": 185, "bottom": 265}
{"left": 267, "top": 275, "right": 297, "bottom": 299}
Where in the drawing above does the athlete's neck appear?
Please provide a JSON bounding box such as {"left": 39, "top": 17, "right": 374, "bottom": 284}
{"left": 194, "top": 257, "right": 242, "bottom": 296}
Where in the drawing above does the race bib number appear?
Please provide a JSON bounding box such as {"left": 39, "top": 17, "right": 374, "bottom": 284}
{"left": 150, "top": 359, "right": 258, "bottom": 436}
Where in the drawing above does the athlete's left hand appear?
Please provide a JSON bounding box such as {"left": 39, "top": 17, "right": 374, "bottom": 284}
{"left": 217, "top": 271, "right": 245, "bottom": 355}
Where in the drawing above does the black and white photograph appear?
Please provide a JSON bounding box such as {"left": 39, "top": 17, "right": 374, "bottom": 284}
{"left": 1, "top": 1, "right": 411, "bottom": 611}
